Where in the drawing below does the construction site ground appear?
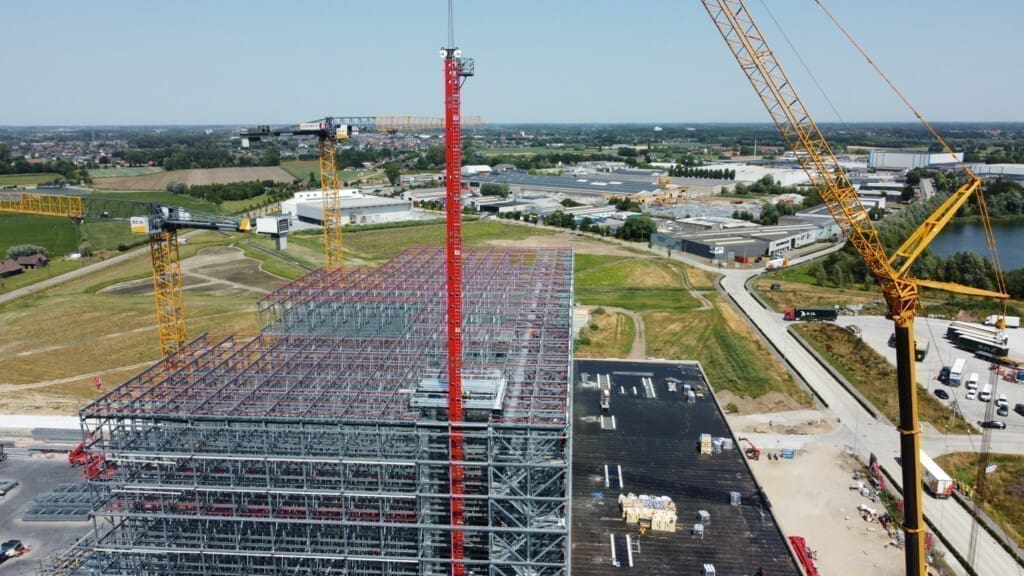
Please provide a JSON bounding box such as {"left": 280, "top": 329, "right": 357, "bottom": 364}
{"left": 728, "top": 409, "right": 905, "bottom": 575}
{"left": 0, "top": 452, "right": 90, "bottom": 576}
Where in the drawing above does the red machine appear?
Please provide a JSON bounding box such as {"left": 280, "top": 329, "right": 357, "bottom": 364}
{"left": 738, "top": 437, "right": 761, "bottom": 460}
{"left": 788, "top": 536, "right": 820, "bottom": 576}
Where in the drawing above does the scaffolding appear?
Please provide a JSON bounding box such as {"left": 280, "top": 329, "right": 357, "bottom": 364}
{"left": 65, "top": 247, "right": 573, "bottom": 576}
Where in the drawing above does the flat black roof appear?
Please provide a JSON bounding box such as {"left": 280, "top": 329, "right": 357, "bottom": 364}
{"left": 571, "top": 359, "right": 799, "bottom": 576}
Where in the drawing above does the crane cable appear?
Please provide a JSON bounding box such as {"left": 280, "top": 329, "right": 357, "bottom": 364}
{"left": 812, "top": 0, "right": 1007, "bottom": 312}
{"left": 757, "top": 0, "right": 848, "bottom": 129}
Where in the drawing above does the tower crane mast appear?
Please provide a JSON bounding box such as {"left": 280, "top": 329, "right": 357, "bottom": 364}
{"left": 239, "top": 115, "right": 483, "bottom": 272}
{"left": 0, "top": 191, "right": 251, "bottom": 356}
{"left": 700, "top": 2, "right": 1007, "bottom": 575}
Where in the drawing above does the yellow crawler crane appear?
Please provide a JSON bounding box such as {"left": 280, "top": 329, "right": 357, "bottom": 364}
{"left": 700, "top": 2, "right": 1007, "bottom": 574}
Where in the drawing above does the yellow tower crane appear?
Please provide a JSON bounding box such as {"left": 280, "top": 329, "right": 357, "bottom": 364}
{"left": 0, "top": 192, "right": 251, "bottom": 356}
{"left": 700, "top": 2, "right": 1007, "bottom": 575}
{"left": 240, "top": 115, "right": 484, "bottom": 271}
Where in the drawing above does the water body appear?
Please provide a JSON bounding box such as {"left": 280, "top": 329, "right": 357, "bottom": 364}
{"left": 927, "top": 220, "right": 1024, "bottom": 271}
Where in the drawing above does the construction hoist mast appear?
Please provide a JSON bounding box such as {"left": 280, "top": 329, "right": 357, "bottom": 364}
{"left": 700, "top": 2, "right": 1007, "bottom": 575}
{"left": 443, "top": 0, "right": 474, "bottom": 573}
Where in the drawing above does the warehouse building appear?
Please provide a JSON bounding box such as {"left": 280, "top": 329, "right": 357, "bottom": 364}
{"left": 653, "top": 222, "right": 824, "bottom": 261}
{"left": 282, "top": 190, "right": 414, "bottom": 226}
{"left": 868, "top": 151, "right": 964, "bottom": 170}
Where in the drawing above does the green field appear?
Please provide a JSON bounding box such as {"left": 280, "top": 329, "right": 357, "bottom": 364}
{"left": 88, "top": 190, "right": 224, "bottom": 213}
{"left": 0, "top": 213, "right": 138, "bottom": 259}
{"left": 575, "top": 308, "right": 635, "bottom": 357}
{"left": 280, "top": 160, "right": 365, "bottom": 185}
{"left": 87, "top": 166, "right": 164, "bottom": 178}
{"left": 935, "top": 452, "right": 1024, "bottom": 548}
{"left": 794, "top": 323, "right": 971, "bottom": 433}
{"left": 571, "top": 253, "right": 807, "bottom": 406}
{"left": 0, "top": 173, "right": 66, "bottom": 187}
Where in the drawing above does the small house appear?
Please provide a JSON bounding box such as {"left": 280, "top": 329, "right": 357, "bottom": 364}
{"left": 16, "top": 253, "right": 48, "bottom": 269}
{"left": 0, "top": 260, "right": 24, "bottom": 278}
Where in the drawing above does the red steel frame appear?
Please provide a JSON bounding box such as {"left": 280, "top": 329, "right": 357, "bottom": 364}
{"left": 443, "top": 48, "right": 466, "bottom": 576}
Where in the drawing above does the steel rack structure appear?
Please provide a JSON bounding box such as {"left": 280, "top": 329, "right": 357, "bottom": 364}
{"left": 69, "top": 247, "right": 573, "bottom": 576}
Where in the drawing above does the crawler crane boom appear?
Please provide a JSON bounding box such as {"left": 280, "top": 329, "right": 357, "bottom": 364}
{"left": 700, "top": 2, "right": 1007, "bottom": 574}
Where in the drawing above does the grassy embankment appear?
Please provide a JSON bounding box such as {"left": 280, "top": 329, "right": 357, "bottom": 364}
{"left": 0, "top": 230, "right": 272, "bottom": 413}
{"left": 575, "top": 254, "right": 811, "bottom": 408}
{"left": 2, "top": 220, "right": 809, "bottom": 414}
{"left": 0, "top": 173, "right": 66, "bottom": 187}
{"left": 794, "top": 323, "right": 971, "bottom": 433}
{"left": 935, "top": 452, "right": 1024, "bottom": 548}
{"left": 86, "top": 167, "right": 164, "bottom": 178}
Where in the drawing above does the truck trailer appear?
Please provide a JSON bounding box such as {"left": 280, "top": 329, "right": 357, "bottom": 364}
{"left": 783, "top": 308, "right": 838, "bottom": 322}
{"left": 920, "top": 451, "right": 954, "bottom": 499}
{"left": 985, "top": 315, "right": 1021, "bottom": 329}
{"left": 949, "top": 358, "right": 967, "bottom": 385}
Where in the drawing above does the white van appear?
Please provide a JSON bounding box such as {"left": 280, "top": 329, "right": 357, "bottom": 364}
{"left": 966, "top": 373, "right": 979, "bottom": 390}
{"left": 979, "top": 383, "right": 993, "bottom": 402}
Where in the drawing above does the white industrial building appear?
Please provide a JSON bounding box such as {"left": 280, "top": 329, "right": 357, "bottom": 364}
{"left": 968, "top": 163, "right": 1024, "bottom": 180}
{"left": 705, "top": 162, "right": 810, "bottom": 188}
{"left": 868, "top": 151, "right": 964, "bottom": 170}
{"left": 281, "top": 190, "right": 414, "bottom": 226}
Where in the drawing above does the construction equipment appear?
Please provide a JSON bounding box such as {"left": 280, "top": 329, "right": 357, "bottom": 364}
{"left": 442, "top": 30, "right": 475, "bottom": 575}
{"left": 239, "top": 114, "right": 483, "bottom": 272}
{"left": 701, "top": 2, "right": 1007, "bottom": 574}
{"left": 738, "top": 437, "right": 761, "bottom": 460}
{"left": 0, "top": 192, "right": 251, "bottom": 356}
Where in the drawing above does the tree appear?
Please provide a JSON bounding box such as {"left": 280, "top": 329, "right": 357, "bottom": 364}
{"left": 480, "top": 183, "right": 510, "bottom": 198}
{"left": 617, "top": 215, "right": 657, "bottom": 242}
{"left": 6, "top": 244, "right": 48, "bottom": 259}
{"left": 814, "top": 263, "right": 828, "bottom": 286}
{"left": 901, "top": 185, "right": 915, "bottom": 202}
{"left": 383, "top": 162, "right": 401, "bottom": 186}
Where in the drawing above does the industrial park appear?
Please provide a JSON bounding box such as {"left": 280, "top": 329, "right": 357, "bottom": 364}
{"left": 2, "top": 2, "right": 1024, "bottom": 576}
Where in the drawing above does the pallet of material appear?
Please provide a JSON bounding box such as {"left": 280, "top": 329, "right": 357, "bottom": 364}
{"left": 618, "top": 493, "right": 677, "bottom": 532}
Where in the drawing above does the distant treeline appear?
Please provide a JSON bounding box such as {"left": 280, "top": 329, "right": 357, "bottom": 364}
{"left": 667, "top": 165, "right": 735, "bottom": 180}
{"left": 0, "top": 146, "right": 91, "bottom": 184}
{"left": 166, "top": 179, "right": 300, "bottom": 205}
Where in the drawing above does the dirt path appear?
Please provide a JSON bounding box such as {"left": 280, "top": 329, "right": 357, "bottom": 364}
{"left": 0, "top": 362, "right": 153, "bottom": 392}
{"left": 679, "top": 268, "right": 713, "bottom": 310}
{"left": 600, "top": 306, "right": 646, "bottom": 359}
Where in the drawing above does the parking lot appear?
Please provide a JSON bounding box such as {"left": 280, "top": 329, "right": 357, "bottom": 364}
{"left": 0, "top": 452, "right": 92, "bottom": 575}
{"left": 836, "top": 315, "right": 1024, "bottom": 431}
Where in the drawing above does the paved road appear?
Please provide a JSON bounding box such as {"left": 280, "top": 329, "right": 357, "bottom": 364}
{"left": 709, "top": 258, "right": 1023, "bottom": 575}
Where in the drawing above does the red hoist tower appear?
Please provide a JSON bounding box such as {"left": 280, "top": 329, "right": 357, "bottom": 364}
{"left": 443, "top": 38, "right": 474, "bottom": 576}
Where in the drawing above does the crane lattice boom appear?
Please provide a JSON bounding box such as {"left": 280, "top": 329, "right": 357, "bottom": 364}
{"left": 701, "top": 2, "right": 1006, "bottom": 575}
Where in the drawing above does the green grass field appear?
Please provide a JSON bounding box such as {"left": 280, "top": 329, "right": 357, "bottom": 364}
{"left": 574, "top": 257, "right": 698, "bottom": 312}
{"left": 0, "top": 173, "right": 65, "bottom": 187}
{"left": 280, "top": 160, "right": 364, "bottom": 185}
{"left": 88, "top": 190, "right": 224, "bottom": 213}
{"left": 575, "top": 309, "right": 635, "bottom": 357}
{"left": 935, "top": 452, "right": 1024, "bottom": 548}
{"left": 794, "top": 323, "right": 971, "bottom": 433}
{"left": 87, "top": 166, "right": 164, "bottom": 178}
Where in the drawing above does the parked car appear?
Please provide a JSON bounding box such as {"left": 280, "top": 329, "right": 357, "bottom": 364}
{"left": 0, "top": 539, "right": 25, "bottom": 560}
{"left": 934, "top": 389, "right": 949, "bottom": 400}
{"left": 979, "top": 420, "right": 1007, "bottom": 430}
{"left": 997, "top": 405, "right": 1010, "bottom": 417}
{"left": 1015, "top": 403, "right": 1024, "bottom": 416}
{"left": 938, "top": 366, "right": 951, "bottom": 384}
{"left": 966, "top": 389, "right": 977, "bottom": 400}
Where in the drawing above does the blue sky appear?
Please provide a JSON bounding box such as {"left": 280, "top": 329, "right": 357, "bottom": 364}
{"left": 2, "top": 0, "right": 1021, "bottom": 125}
